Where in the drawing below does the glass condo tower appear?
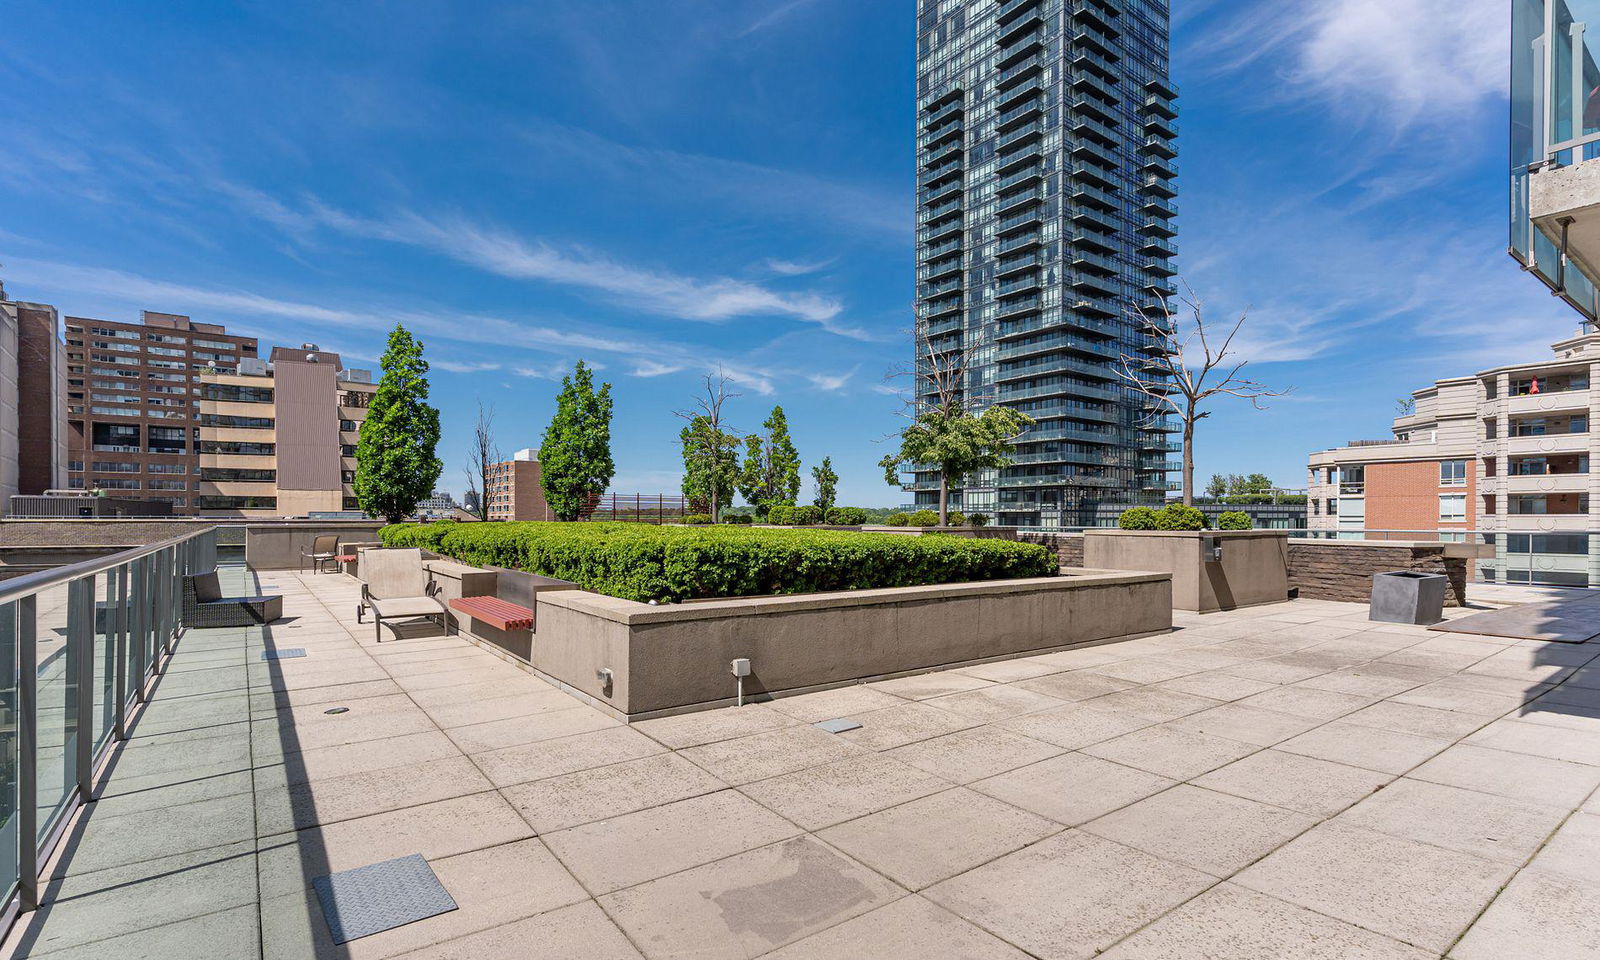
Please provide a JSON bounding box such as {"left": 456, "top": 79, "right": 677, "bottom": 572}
{"left": 912, "top": 0, "right": 1179, "bottom": 527}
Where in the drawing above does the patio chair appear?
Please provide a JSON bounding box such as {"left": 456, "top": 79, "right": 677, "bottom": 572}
{"left": 300, "top": 533, "right": 341, "bottom": 575}
{"left": 182, "top": 570, "right": 283, "bottom": 627}
{"left": 357, "top": 548, "right": 449, "bottom": 642}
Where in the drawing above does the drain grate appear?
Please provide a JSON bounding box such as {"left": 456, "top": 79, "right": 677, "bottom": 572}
{"left": 260, "top": 648, "right": 307, "bottom": 661}
{"left": 814, "top": 717, "right": 863, "bottom": 734}
{"left": 312, "top": 853, "right": 458, "bottom": 943}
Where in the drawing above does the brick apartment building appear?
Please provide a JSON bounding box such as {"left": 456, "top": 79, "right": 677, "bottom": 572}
{"left": 193, "top": 345, "right": 375, "bottom": 517}
{"left": 0, "top": 281, "right": 68, "bottom": 505}
{"left": 64, "top": 311, "right": 258, "bottom": 513}
{"left": 486, "top": 449, "right": 553, "bottom": 521}
{"left": 1309, "top": 329, "right": 1600, "bottom": 586}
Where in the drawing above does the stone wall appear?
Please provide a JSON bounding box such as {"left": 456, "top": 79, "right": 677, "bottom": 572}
{"left": 1018, "top": 532, "right": 1084, "bottom": 567}
{"left": 1287, "top": 540, "right": 1468, "bottom": 607}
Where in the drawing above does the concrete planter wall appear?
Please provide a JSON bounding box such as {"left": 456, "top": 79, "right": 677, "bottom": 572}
{"left": 1083, "top": 530, "right": 1290, "bottom": 613}
{"left": 243, "top": 522, "right": 386, "bottom": 570}
{"left": 533, "top": 570, "right": 1172, "bottom": 719}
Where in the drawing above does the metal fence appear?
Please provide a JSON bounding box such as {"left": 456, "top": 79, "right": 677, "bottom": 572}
{"left": 586, "top": 494, "right": 688, "bottom": 524}
{"left": 0, "top": 526, "right": 217, "bottom": 933}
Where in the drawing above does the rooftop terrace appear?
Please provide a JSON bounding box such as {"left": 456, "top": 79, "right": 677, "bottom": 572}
{"left": 7, "top": 569, "right": 1600, "bottom": 959}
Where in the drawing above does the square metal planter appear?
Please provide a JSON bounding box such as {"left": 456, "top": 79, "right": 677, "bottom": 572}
{"left": 1370, "top": 571, "right": 1447, "bottom": 625}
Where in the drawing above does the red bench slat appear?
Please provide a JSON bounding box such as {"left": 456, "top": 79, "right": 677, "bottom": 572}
{"left": 449, "top": 596, "right": 535, "bottom": 631}
{"left": 334, "top": 554, "right": 358, "bottom": 562}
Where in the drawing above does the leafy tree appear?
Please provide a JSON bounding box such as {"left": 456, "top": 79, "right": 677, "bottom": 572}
{"left": 680, "top": 415, "right": 740, "bottom": 520}
{"left": 539, "top": 360, "right": 615, "bottom": 522}
{"left": 675, "top": 371, "right": 740, "bottom": 520}
{"left": 1203, "top": 473, "right": 1228, "bottom": 499}
{"left": 811, "top": 457, "right": 839, "bottom": 510}
{"left": 1237, "top": 472, "right": 1273, "bottom": 496}
{"left": 737, "top": 405, "right": 801, "bottom": 515}
{"left": 354, "top": 325, "right": 443, "bottom": 523}
{"left": 880, "top": 406, "right": 1033, "bottom": 526}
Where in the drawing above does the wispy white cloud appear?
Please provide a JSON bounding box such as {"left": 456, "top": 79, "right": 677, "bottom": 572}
{"left": 739, "top": 0, "right": 825, "bottom": 37}
{"left": 765, "top": 256, "right": 835, "bottom": 276}
{"left": 434, "top": 359, "right": 502, "bottom": 374}
{"left": 631, "top": 359, "right": 684, "bottom": 378}
{"left": 1188, "top": 0, "right": 1503, "bottom": 129}
{"left": 806, "top": 365, "right": 858, "bottom": 391}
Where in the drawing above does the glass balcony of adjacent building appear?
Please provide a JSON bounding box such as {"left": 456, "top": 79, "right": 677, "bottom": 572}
{"left": 995, "top": 0, "right": 1041, "bottom": 27}
{"left": 920, "top": 235, "right": 963, "bottom": 260}
{"left": 922, "top": 138, "right": 963, "bottom": 166}
{"left": 996, "top": 186, "right": 1043, "bottom": 215}
{"left": 1070, "top": 115, "right": 1120, "bottom": 149}
{"left": 1070, "top": 0, "right": 1121, "bottom": 35}
{"left": 996, "top": 379, "right": 1123, "bottom": 404}
{"left": 996, "top": 98, "right": 1043, "bottom": 132}
{"left": 997, "top": 28, "right": 1044, "bottom": 68}
{"left": 1071, "top": 229, "right": 1117, "bottom": 255}
{"left": 1072, "top": 29, "right": 1120, "bottom": 63}
{"left": 919, "top": 123, "right": 964, "bottom": 151}
{"left": 1070, "top": 161, "right": 1116, "bottom": 190}
{"left": 997, "top": 72, "right": 1044, "bottom": 109}
{"left": 1068, "top": 294, "right": 1122, "bottom": 320}
{"left": 1511, "top": 0, "right": 1600, "bottom": 320}
{"left": 1143, "top": 175, "right": 1177, "bottom": 200}
{"left": 923, "top": 97, "right": 964, "bottom": 127}
{"left": 1071, "top": 247, "right": 1120, "bottom": 276}
{"left": 1138, "top": 235, "right": 1177, "bottom": 258}
{"left": 924, "top": 156, "right": 963, "bottom": 183}
{"left": 1072, "top": 95, "right": 1118, "bottom": 126}
{"left": 1144, "top": 278, "right": 1179, "bottom": 299}
{"left": 997, "top": 6, "right": 1044, "bottom": 45}
{"left": 1140, "top": 217, "right": 1177, "bottom": 239}
{"left": 996, "top": 53, "right": 1044, "bottom": 90}
{"left": 920, "top": 253, "right": 964, "bottom": 282}
{"left": 919, "top": 276, "right": 963, "bottom": 299}
{"left": 997, "top": 205, "right": 1046, "bottom": 234}
{"left": 1071, "top": 71, "right": 1121, "bottom": 106}
{"left": 999, "top": 308, "right": 1121, "bottom": 340}
{"left": 996, "top": 163, "right": 1043, "bottom": 193}
{"left": 1143, "top": 135, "right": 1179, "bottom": 159}
{"left": 1014, "top": 424, "right": 1120, "bottom": 445}
{"left": 1070, "top": 48, "right": 1120, "bottom": 84}
{"left": 997, "top": 230, "right": 1043, "bottom": 255}
{"left": 923, "top": 197, "right": 963, "bottom": 221}
{"left": 996, "top": 140, "right": 1045, "bottom": 173}
{"left": 996, "top": 354, "right": 1119, "bottom": 384}
{"left": 1071, "top": 269, "right": 1120, "bottom": 298}
{"left": 997, "top": 332, "right": 1121, "bottom": 362}
{"left": 1143, "top": 196, "right": 1177, "bottom": 219}
{"left": 921, "top": 315, "right": 964, "bottom": 338}
{"left": 996, "top": 472, "right": 1118, "bottom": 489}
{"left": 997, "top": 119, "right": 1044, "bottom": 150}
{"left": 996, "top": 271, "right": 1043, "bottom": 298}
{"left": 1071, "top": 180, "right": 1118, "bottom": 212}
{"left": 921, "top": 293, "right": 964, "bottom": 320}
{"left": 1143, "top": 114, "right": 1178, "bottom": 141}
{"left": 919, "top": 217, "right": 963, "bottom": 244}
{"left": 1143, "top": 91, "right": 1178, "bottom": 120}
{"left": 995, "top": 293, "right": 1043, "bottom": 320}
{"left": 1143, "top": 258, "right": 1179, "bottom": 279}
{"left": 1145, "top": 75, "right": 1179, "bottom": 100}
{"left": 1144, "top": 154, "right": 1178, "bottom": 179}
{"left": 923, "top": 176, "right": 963, "bottom": 205}
{"left": 995, "top": 250, "right": 1042, "bottom": 277}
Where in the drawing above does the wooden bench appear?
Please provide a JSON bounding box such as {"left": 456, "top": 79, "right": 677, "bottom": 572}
{"left": 449, "top": 596, "right": 535, "bottom": 632}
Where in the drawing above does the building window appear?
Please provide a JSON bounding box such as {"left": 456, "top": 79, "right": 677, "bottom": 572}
{"left": 1440, "top": 460, "right": 1467, "bottom": 486}
{"left": 197, "top": 495, "right": 278, "bottom": 510}
{"left": 197, "top": 414, "right": 274, "bottom": 429}
{"left": 1439, "top": 494, "right": 1467, "bottom": 522}
{"left": 200, "top": 468, "right": 276, "bottom": 482}
{"left": 200, "top": 384, "right": 273, "bottom": 403}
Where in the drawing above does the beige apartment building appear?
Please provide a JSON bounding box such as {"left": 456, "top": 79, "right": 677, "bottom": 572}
{"left": 1309, "top": 329, "right": 1600, "bottom": 586}
{"left": 194, "top": 344, "right": 374, "bottom": 517}
{"left": 486, "top": 448, "right": 553, "bottom": 521}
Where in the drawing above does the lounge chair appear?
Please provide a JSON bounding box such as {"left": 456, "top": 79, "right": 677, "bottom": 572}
{"left": 357, "top": 548, "right": 449, "bottom": 642}
{"left": 182, "top": 571, "right": 283, "bottom": 627}
{"left": 301, "top": 533, "right": 341, "bottom": 574}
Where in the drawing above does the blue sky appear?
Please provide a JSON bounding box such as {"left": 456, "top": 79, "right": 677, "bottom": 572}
{"left": 0, "top": 0, "right": 1579, "bottom": 506}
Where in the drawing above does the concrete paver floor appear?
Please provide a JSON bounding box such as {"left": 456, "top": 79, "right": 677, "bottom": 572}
{"left": 8, "top": 569, "right": 1600, "bottom": 959}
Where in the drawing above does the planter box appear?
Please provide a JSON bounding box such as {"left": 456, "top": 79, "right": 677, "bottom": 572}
{"left": 533, "top": 569, "right": 1172, "bottom": 719}
{"left": 1370, "top": 571, "right": 1447, "bottom": 625}
{"left": 1083, "top": 530, "right": 1290, "bottom": 613}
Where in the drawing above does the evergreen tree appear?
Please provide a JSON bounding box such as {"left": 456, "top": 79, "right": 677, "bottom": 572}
{"left": 354, "top": 325, "right": 442, "bottom": 523}
{"left": 811, "top": 457, "right": 839, "bottom": 510}
{"left": 539, "top": 360, "right": 615, "bottom": 522}
{"left": 736, "top": 405, "right": 801, "bottom": 515}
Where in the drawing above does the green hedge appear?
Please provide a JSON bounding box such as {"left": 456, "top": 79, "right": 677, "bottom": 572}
{"left": 1118, "top": 507, "right": 1157, "bottom": 530}
{"left": 1153, "top": 503, "right": 1208, "bottom": 530}
{"left": 682, "top": 514, "right": 714, "bottom": 525}
{"left": 380, "top": 521, "right": 1057, "bottom": 603}
{"left": 1216, "top": 510, "right": 1252, "bottom": 530}
{"left": 824, "top": 506, "right": 867, "bottom": 525}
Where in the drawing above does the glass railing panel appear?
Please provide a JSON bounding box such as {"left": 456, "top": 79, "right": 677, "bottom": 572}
{"left": 30, "top": 582, "right": 75, "bottom": 847}
{"left": 0, "top": 603, "right": 17, "bottom": 907}
{"left": 93, "top": 571, "right": 119, "bottom": 750}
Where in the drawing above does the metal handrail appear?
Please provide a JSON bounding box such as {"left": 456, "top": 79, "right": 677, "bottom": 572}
{"left": 0, "top": 525, "right": 219, "bottom": 604}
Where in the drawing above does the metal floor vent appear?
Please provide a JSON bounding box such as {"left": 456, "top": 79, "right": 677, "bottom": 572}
{"left": 312, "top": 853, "right": 458, "bottom": 943}
{"left": 260, "top": 648, "right": 307, "bottom": 660}
{"left": 814, "top": 717, "right": 863, "bottom": 734}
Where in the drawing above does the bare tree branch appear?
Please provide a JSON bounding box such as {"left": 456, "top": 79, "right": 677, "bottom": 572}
{"left": 1115, "top": 281, "right": 1293, "bottom": 506}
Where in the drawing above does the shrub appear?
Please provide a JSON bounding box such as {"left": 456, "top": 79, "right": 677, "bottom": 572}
{"left": 1216, "top": 510, "right": 1252, "bottom": 530}
{"left": 908, "top": 509, "right": 940, "bottom": 527}
{"left": 793, "top": 505, "right": 824, "bottom": 525}
{"left": 824, "top": 506, "right": 867, "bottom": 525}
{"left": 380, "top": 521, "right": 1058, "bottom": 603}
{"left": 722, "top": 513, "right": 752, "bottom": 524}
{"left": 885, "top": 512, "right": 910, "bottom": 526}
{"left": 765, "top": 504, "right": 797, "bottom": 525}
{"left": 1153, "top": 503, "right": 1208, "bottom": 531}
{"left": 947, "top": 510, "right": 966, "bottom": 527}
{"left": 682, "top": 513, "right": 714, "bottom": 525}
{"left": 1118, "top": 507, "right": 1158, "bottom": 530}
{"left": 968, "top": 513, "right": 990, "bottom": 527}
